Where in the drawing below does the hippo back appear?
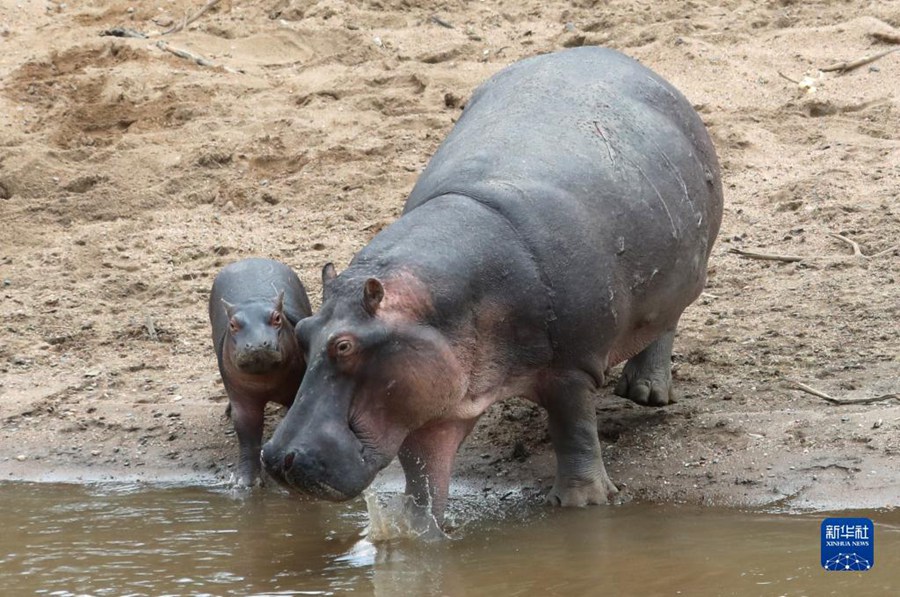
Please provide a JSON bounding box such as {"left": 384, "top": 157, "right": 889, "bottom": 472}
{"left": 403, "top": 47, "right": 723, "bottom": 375}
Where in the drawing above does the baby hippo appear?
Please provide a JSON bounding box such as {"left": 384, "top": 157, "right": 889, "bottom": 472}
{"left": 209, "top": 258, "right": 312, "bottom": 487}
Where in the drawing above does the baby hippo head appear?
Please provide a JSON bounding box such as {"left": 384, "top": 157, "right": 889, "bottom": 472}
{"left": 222, "top": 291, "right": 290, "bottom": 374}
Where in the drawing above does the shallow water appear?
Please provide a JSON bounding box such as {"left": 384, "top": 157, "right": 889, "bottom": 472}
{"left": 0, "top": 482, "right": 896, "bottom": 596}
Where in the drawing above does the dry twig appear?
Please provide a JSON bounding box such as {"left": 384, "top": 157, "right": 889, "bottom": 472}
{"left": 156, "top": 40, "right": 242, "bottom": 73}
{"left": 785, "top": 380, "right": 899, "bottom": 406}
{"left": 430, "top": 14, "right": 454, "bottom": 29}
{"left": 870, "top": 245, "right": 899, "bottom": 258}
{"left": 157, "top": 40, "right": 215, "bottom": 66}
{"left": 777, "top": 71, "right": 800, "bottom": 84}
{"left": 144, "top": 315, "right": 159, "bottom": 341}
{"left": 829, "top": 232, "right": 864, "bottom": 258}
{"left": 829, "top": 233, "right": 898, "bottom": 259}
{"left": 786, "top": 380, "right": 838, "bottom": 402}
{"left": 820, "top": 47, "right": 900, "bottom": 73}
{"left": 100, "top": 27, "right": 147, "bottom": 39}
{"left": 871, "top": 30, "right": 900, "bottom": 44}
{"left": 163, "top": 0, "right": 221, "bottom": 36}
{"left": 727, "top": 248, "right": 804, "bottom": 263}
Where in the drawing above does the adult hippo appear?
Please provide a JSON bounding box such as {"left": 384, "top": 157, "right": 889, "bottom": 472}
{"left": 262, "top": 47, "right": 723, "bottom": 520}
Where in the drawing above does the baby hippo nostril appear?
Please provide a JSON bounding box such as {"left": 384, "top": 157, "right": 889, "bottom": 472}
{"left": 283, "top": 452, "right": 295, "bottom": 471}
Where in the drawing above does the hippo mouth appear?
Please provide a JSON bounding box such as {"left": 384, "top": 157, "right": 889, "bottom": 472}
{"left": 262, "top": 418, "right": 393, "bottom": 503}
{"left": 264, "top": 449, "right": 355, "bottom": 501}
{"left": 287, "top": 476, "right": 350, "bottom": 502}
{"left": 235, "top": 349, "right": 283, "bottom": 373}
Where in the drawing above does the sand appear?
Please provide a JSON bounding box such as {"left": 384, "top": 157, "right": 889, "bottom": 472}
{"left": 1, "top": 0, "right": 898, "bottom": 511}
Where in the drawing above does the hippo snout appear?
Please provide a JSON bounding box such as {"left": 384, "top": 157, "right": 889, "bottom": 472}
{"left": 235, "top": 346, "right": 283, "bottom": 372}
{"left": 261, "top": 441, "right": 299, "bottom": 482}
{"left": 262, "top": 441, "right": 354, "bottom": 501}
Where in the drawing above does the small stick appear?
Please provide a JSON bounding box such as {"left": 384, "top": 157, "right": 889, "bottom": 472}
{"left": 157, "top": 40, "right": 215, "bottom": 66}
{"left": 833, "top": 394, "right": 899, "bottom": 406}
{"left": 786, "top": 380, "right": 899, "bottom": 406}
{"left": 156, "top": 40, "right": 242, "bottom": 73}
{"left": 727, "top": 248, "right": 804, "bottom": 263}
{"left": 163, "top": 0, "right": 221, "bottom": 36}
{"left": 820, "top": 47, "right": 900, "bottom": 73}
{"left": 777, "top": 71, "right": 800, "bottom": 84}
{"left": 870, "top": 245, "right": 898, "bottom": 258}
{"left": 829, "top": 232, "right": 864, "bottom": 258}
{"left": 144, "top": 315, "right": 159, "bottom": 341}
{"left": 801, "top": 461, "right": 861, "bottom": 472}
{"left": 430, "top": 14, "right": 454, "bottom": 29}
{"left": 871, "top": 31, "right": 900, "bottom": 44}
{"left": 829, "top": 233, "right": 897, "bottom": 259}
{"left": 786, "top": 380, "right": 838, "bottom": 403}
{"left": 100, "top": 27, "right": 147, "bottom": 39}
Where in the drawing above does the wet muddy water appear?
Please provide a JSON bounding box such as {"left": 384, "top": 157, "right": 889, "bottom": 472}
{"left": 0, "top": 482, "right": 896, "bottom": 596}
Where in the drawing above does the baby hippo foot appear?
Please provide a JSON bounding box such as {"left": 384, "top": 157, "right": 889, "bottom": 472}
{"left": 232, "top": 455, "right": 265, "bottom": 489}
{"left": 546, "top": 470, "right": 619, "bottom": 507}
{"left": 232, "top": 472, "right": 263, "bottom": 490}
{"left": 614, "top": 330, "right": 677, "bottom": 407}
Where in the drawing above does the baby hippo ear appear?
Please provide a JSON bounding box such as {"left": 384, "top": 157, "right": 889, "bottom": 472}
{"left": 322, "top": 263, "right": 337, "bottom": 287}
{"left": 221, "top": 298, "right": 237, "bottom": 319}
{"left": 363, "top": 277, "right": 384, "bottom": 316}
{"left": 273, "top": 289, "right": 285, "bottom": 314}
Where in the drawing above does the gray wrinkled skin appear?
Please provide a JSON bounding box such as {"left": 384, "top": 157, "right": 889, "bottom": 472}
{"left": 264, "top": 47, "right": 723, "bottom": 518}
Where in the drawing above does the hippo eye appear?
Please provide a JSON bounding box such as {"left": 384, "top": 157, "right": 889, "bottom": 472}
{"left": 229, "top": 320, "right": 239, "bottom": 333}
{"left": 334, "top": 338, "right": 354, "bottom": 356}
{"left": 271, "top": 311, "right": 282, "bottom": 327}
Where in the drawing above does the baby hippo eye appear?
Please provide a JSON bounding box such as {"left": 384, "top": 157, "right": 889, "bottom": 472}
{"left": 271, "top": 311, "right": 282, "bottom": 327}
{"left": 229, "top": 320, "right": 239, "bottom": 333}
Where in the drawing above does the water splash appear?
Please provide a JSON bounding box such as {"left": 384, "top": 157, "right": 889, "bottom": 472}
{"left": 363, "top": 490, "right": 448, "bottom": 542}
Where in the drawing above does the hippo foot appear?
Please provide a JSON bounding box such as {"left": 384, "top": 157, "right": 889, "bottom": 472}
{"left": 614, "top": 370, "right": 675, "bottom": 407}
{"left": 233, "top": 479, "right": 263, "bottom": 490}
{"left": 232, "top": 468, "right": 264, "bottom": 489}
{"left": 546, "top": 472, "right": 619, "bottom": 507}
{"left": 614, "top": 331, "right": 677, "bottom": 407}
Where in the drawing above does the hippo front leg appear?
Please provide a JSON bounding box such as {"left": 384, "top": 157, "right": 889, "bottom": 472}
{"left": 541, "top": 371, "right": 618, "bottom": 507}
{"left": 398, "top": 419, "right": 476, "bottom": 523}
{"left": 230, "top": 400, "right": 265, "bottom": 488}
{"left": 615, "top": 328, "right": 677, "bottom": 407}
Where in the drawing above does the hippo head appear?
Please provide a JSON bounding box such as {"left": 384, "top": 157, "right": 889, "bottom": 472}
{"left": 222, "top": 290, "right": 291, "bottom": 374}
{"left": 262, "top": 264, "right": 465, "bottom": 501}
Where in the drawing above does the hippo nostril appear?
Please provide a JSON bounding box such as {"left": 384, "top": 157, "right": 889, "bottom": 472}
{"left": 283, "top": 452, "right": 295, "bottom": 471}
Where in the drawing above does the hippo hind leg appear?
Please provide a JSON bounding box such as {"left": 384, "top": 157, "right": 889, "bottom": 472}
{"left": 540, "top": 370, "right": 618, "bottom": 507}
{"left": 615, "top": 328, "right": 676, "bottom": 407}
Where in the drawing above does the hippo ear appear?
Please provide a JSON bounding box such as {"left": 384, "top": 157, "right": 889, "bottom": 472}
{"left": 221, "top": 298, "right": 237, "bottom": 319}
{"left": 363, "top": 278, "right": 384, "bottom": 316}
{"left": 322, "top": 263, "right": 337, "bottom": 287}
{"left": 273, "top": 289, "right": 285, "bottom": 314}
